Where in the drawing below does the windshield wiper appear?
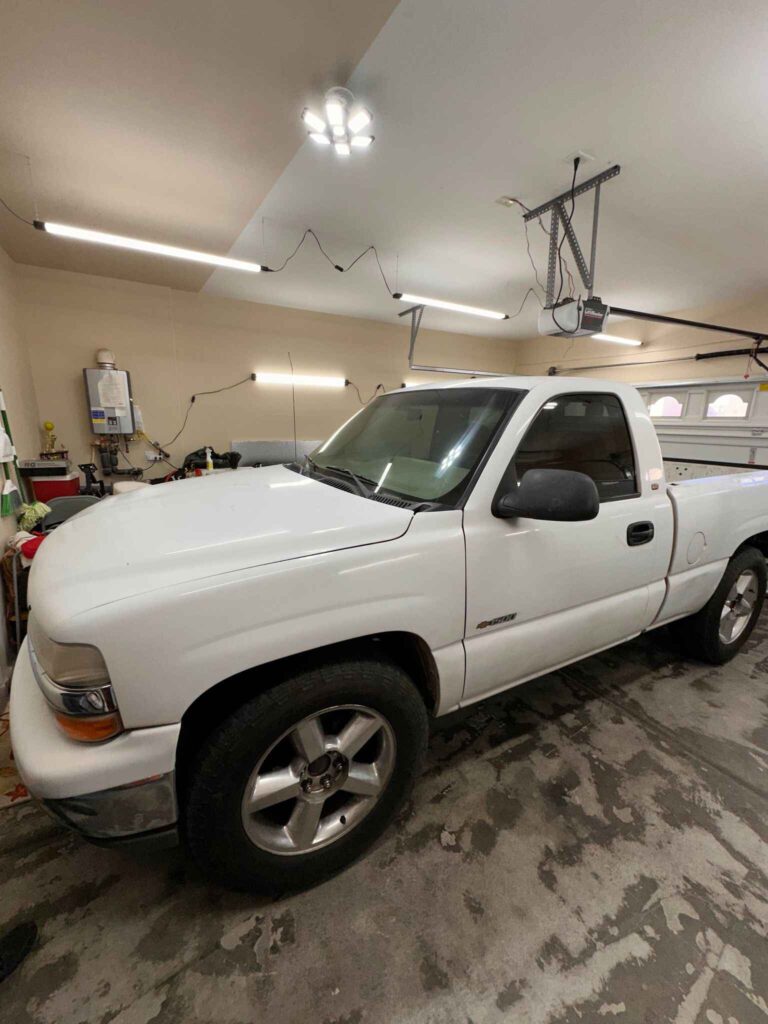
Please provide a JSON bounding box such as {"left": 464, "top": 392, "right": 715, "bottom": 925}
{"left": 324, "top": 465, "right": 374, "bottom": 498}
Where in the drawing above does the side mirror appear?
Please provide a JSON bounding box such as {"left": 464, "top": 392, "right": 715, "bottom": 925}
{"left": 493, "top": 468, "right": 599, "bottom": 521}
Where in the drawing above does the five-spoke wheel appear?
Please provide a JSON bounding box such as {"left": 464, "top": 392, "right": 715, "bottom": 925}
{"left": 183, "top": 655, "right": 428, "bottom": 891}
{"left": 674, "top": 545, "right": 766, "bottom": 664}
{"left": 718, "top": 569, "right": 759, "bottom": 644}
{"left": 241, "top": 705, "right": 395, "bottom": 854}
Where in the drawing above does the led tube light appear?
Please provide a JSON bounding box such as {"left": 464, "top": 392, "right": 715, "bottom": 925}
{"left": 394, "top": 292, "right": 509, "bottom": 321}
{"left": 255, "top": 372, "right": 346, "bottom": 389}
{"left": 591, "top": 332, "right": 643, "bottom": 347}
{"left": 36, "top": 221, "right": 264, "bottom": 273}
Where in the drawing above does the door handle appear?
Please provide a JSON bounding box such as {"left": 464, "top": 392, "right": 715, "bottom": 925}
{"left": 627, "top": 521, "right": 655, "bottom": 546}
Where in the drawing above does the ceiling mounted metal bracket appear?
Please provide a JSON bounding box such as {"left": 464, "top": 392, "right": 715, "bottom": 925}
{"left": 398, "top": 304, "right": 504, "bottom": 377}
{"left": 524, "top": 164, "right": 621, "bottom": 306}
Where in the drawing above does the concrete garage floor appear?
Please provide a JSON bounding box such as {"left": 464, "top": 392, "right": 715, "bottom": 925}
{"left": 1, "top": 619, "right": 767, "bottom": 1024}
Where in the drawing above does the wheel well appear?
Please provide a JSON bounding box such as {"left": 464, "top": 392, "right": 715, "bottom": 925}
{"left": 175, "top": 632, "right": 439, "bottom": 793}
{"left": 737, "top": 532, "right": 768, "bottom": 559}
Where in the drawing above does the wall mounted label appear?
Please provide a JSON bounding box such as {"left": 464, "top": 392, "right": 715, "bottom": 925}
{"left": 91, "top": 408, "right": 106, "bottom": 425}
{"left": 97, "top": 371, "right": 129, "bottom": 415}
{"left": 759, "top": 383, "right": 768, "bottom": 392}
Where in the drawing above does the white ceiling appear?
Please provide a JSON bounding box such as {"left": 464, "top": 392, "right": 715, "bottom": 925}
{"left": 0, "top": 0, "right": 398, "bottom": 289}
{"left": 204, "top": 0, "right": 768, "bottom": 338}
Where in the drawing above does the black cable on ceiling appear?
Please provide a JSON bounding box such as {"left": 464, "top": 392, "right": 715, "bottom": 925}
{"left": 265, "top": 227, "right": 395, "bottom": 295}
{"left": 0, "top": 196, "right": 35, "bottom": 227}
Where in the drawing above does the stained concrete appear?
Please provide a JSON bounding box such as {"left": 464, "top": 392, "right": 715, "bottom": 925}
{"left": 1, "top": 618, "right": 766, "bottom": 1023}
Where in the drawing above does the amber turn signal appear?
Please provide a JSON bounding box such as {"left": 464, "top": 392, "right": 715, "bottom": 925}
{"left": 54, "top": 711, "right": 123, "bottom": 743}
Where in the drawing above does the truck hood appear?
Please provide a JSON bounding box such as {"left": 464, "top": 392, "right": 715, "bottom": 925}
{"left": 30, "top": 466, "right": 413, "bottom": 623}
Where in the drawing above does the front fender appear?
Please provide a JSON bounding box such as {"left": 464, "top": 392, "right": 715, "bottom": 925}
{"left": 71, "top": 512, "right": 467, "bottom": 728}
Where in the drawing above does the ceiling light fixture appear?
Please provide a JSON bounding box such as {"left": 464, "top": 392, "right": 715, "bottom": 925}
{"left": 34, "top": 221, "right": 264, "bottom": 273}
{"left": 591, "top": 332, "right": 643, "bottom": 347}
{"left": 255, "top": 372, "right": 346, "bottom": 389}
{"left": 347, "top": 109, "right": 372, "bottom": 134}
{"left": 301, "top": 109, "right": 327, "bottom": 134}
{"left": 393, "top": 292, "right": 509, "bottom": 321}
{"left": 302, "top": 87, "right": 374, "bottom": 155}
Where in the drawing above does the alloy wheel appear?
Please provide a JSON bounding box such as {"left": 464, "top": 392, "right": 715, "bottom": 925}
{"left": 718, "top": 569, "right": 759, "bottom": 644}
{"left": 240, "top": 704, "right": 396, "bottom": 855}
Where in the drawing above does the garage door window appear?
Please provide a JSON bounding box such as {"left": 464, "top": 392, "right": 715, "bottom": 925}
{"left": 511, "top": 393, "right": 637, "bottom": 501}
{"left": 647, "top": 394, "right": 684, "bottom": 418}
{"left": 705, "top": 392, "right": 750, "bottom": 418}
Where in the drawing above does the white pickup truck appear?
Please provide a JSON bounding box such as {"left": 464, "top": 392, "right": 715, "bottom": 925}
{"left": 11, "top": 377, "right": 768, "bottom": 891}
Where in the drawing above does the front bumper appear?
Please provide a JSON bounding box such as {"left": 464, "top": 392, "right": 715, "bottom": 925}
{"left": 10, "top": 639, "right": 181, "bottom": 842}
{"left": 41, "top": 774, "right": 179, "bottom": 845}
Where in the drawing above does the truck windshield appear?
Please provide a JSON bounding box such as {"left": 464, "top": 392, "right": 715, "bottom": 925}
{"left": 308, "top": 387, "right": 520, "bottom": 506}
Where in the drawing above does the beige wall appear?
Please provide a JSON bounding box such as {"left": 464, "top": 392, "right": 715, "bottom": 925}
{"left": 16, "top": 265, "right": 518, "bottom": 470}
{"left": 0, "top": 247, "right": 40, "bottom": 681}
{"left": 0, "top": 253, "right": 40, "bottom": 471}
{"left": 512, "top": 290, "right": 768, "bottom": 384}
{"left": 15, "top": 262, "right": 768, "bottom": 483}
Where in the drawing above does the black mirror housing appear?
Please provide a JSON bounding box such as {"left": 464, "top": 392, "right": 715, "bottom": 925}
{"left": 493, "top": 468, "right": 599, "bottom": 521}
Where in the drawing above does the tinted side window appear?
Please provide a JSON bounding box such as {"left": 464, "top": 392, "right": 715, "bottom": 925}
{"left": 512, "top": 393, "right": 637, "bottom": 500}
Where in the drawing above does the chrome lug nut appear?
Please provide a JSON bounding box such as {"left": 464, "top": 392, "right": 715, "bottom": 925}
{"left": 322, "top": 776, "right": 332, "bottom": 789}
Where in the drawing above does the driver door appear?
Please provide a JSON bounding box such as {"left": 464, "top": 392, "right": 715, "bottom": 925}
{"left": 462, "top": 391, "right": 672, "bottom": 703}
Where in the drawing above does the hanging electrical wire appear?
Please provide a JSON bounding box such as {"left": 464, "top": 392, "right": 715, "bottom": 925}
{"left": 161, "top": 375, "right": 253, "bottom": 448}
{"left": 266, "top": 227, "right": 394, "bottom": 294}
{"left": 347, "top": 381, "right": 386, "bottom": 405}
{"left": 508, "top": 197, "right": 576, "bottom": 299}
{"left": 0, "top": 197, "right": 34, "bottom": 227}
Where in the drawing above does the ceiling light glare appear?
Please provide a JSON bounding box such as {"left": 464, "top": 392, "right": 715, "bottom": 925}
{"left": 37, "top": 222, "right": 263, "bottom": 273}
{"left": 256, "top": 372, "right": 346, "bottom": 389}
{"left": 350, "top": 135, "right": 374, "bottom": 148}
{"left": 347, "top": 108, "right": 372, "bottom": 134}
{"left": 309, "top": 132, "right": 331, "bottom": 145}
{"left": 334, "top": 141, "right": 351, "bottom": 157}
{"left": 332, "top": 124, "right": 346, "bottom": 138}
{"left": 393, "top": 292, "right": 509, "bottom": 321}
{"left": 591, "top": 332, "right": 643, "bottom": 347}
{"left": 302, "top": 108, "right": 327, "bottom": 133}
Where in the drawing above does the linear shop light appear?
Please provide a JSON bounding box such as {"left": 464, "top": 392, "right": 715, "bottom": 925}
{"left": 34, "top": 221, "right": 265, "bottom": 273}
{"left": 393, "top": 292, "right": 509, "bottom": 321}
{"left": 255, "top": 372, "right": 347, "bottom": 389}
{"left": 590, "top": 332, "right": 643, "bottom": 347}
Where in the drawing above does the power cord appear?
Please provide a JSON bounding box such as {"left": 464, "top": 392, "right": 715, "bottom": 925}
{"left": 161, "top": 375, "right": 253, "bottom": 448}
{"left": 265, "top": 228, "right": 394, "bottom": 295}
{"left": 0, "top": 197, "right": 34, "bottom": 227}
{"left": 347, "top": 381, "right": 386, "bottom": 405}
{"left": 508, "top": 286, "right": 543, "bottom": 317}
{"left": 510, "top": 198, "right": 576, "bottom": 299}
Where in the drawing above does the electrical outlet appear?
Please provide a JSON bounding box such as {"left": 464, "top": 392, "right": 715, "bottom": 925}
{"left": 145, "top": 451, "right": 163, "bottom": 463}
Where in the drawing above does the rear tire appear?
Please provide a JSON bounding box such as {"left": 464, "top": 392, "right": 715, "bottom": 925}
{"left": 672, "top": 546, "right": 766, "bottom": 665}
{"left": 183, "top": 654, "right": 428, "bottom": 892}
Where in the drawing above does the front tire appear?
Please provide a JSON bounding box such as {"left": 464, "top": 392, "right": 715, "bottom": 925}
{"left": 673, "top": 545, "right": 766, "bottom": 665}
{"left": 183, "top": 654, "right": 428, "bottom": 892}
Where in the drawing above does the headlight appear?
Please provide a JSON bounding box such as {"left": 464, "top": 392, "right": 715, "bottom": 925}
{"left": 28, "top": 616, "right": 108, "bottom": 686}
{"left": 27, "top": 616, "right": 123, "bottom": 742}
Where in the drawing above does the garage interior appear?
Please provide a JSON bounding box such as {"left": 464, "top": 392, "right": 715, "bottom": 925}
{"left": 1, "top": 1, "right": 767, "bottom": 1021}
